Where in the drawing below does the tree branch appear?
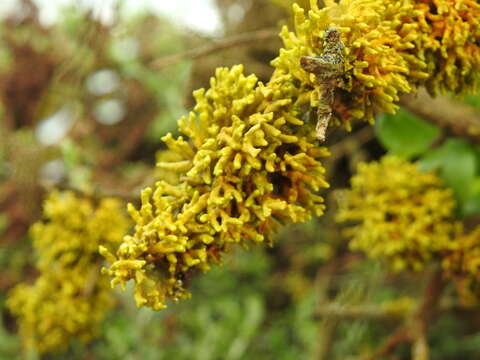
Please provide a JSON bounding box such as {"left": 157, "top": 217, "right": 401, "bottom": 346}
{"left": 151, "top": 28, "right": 279, "bottom": 69}
{"left": 366, "top": 269, "right": 446, "bottom": 360}
{"left": 314, "top": 303, "right": 406, "bottom": 321}
{"left": 400, "top": 88, "right": 480, "bottom": 142}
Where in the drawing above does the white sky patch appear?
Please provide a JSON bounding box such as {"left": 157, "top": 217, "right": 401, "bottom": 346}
{"left": 0, "top": 0, "right": 223, "bottom": 35}
{"left": 147, "top": 0, "right": 222, "bottom": 35}
{"left": 0, "top": 0, "right": 18, "bottom": 16}
{"left": 35, "top": 106, "right": 75, "bottom": 145}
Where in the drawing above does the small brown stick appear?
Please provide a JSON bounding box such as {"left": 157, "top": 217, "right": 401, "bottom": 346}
{"left": 300, "top": 27, "right": 345, "bottom": 141}
{"left": 366, "top": 270, "right": 446, "bottom": 360}
{"left": 314, "top": 303, "right": 406, "bottom": 321}
{"left": 400, "top": 88, "right": 480, "bottom": 142}
{"left": 51, "top": 183, "right": 140, "bottom": 203}
{"left": 151, "top": 28, "right": 279, "bottom": 69}
{"left": 327, "top": 126, "right": 374, "bottom": 161}
{"left": 410, "top": 269, "right": 446, "bottom": 360}
{"left": 368, "top": 326, "right": 412, "bottom": 359}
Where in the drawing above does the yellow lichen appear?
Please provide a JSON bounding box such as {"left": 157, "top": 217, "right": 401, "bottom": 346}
{"left": 337, "top": 156, "right": 461, "bottom": 271}
{"left": 416, "top": 0, "right": 480, "bottom": 94}
{"left": 273, "top": 0, "right": 480, "bottom": 127}
{"left": 101, "top": 65, "right": 330, "bottom": 310}
{"left": 102, "top": 0, "right": 480, "bottom": 310}
{"left": 7, "top": 191, "right": 130, "bottom": 354}
{"left": 443, "top": 227, "right": 480, "bottom": 306}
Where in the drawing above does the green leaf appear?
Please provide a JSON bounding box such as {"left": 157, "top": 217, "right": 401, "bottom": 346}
{"left": 462, "top": 178, "right": 480, "bottom": 216}
{"left": 419, "top": 138, "right": 478, "bottom": 216}
{"left": 375, "top": 108, "right": 441, "bottom": 159}
{"left": 463, "top": 194, "right": 480, "bottom": 216}
{"left": 463, "top": 94, "right": 480, "bottom": 108}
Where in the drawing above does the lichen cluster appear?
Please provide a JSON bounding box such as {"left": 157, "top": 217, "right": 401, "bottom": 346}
{"left": 101, "top": 65, "right": 330, "bottom": 310}
{"left": 417, "top": 0, "right": 480, "bottom": 94}
{"left": 336, "top": 156, "right": 460, "bottom": 271}
{"left": 7, "top": 191, "right": 129, "bottom": 354}
{"left": 443, "top": 227, "right": 480, "bottom": 306}
{"left": 102, "top": 0, "right": 480, "bottom": 310}
{"left": 273, "top": 0, "right": 480, "bottom": 127}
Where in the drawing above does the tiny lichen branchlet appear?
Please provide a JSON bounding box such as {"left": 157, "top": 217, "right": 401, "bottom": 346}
{"left": 7, "top": 192, "right": 130, "bottom": 354}
{"left": 337, "top": 156, "right": 461, "bottom": 272}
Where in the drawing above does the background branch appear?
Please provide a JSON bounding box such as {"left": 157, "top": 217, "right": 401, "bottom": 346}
{"left": 151, "top": 28, "right": 279, "bottom": 69}
{"left": 400, "top": 88, "right": 480, "bottom": 142}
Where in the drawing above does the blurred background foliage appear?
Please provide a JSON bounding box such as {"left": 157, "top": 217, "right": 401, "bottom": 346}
{"left": 0, "top": 0, "right": 480, "bottom": 359}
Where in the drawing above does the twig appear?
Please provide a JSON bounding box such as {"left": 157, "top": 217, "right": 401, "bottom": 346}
{"left": 400, "top": 88, "right": 480, "bottom": 142}
{"left": 315, "top": 320, "right": 338, "bottom": 360}
{"left": 151, "top": 28, "right": 279, "bottom": 69}
{"left": 327, "top": 126, "right": 374, "bottom": 163}
{"left": 49, "top": 183, "right": 140, "bottom": 203}
{"left": 315, "top": 302, "right": 472, "bottom": 322}
{"left": 313, "top": 252, "right": 358, "bottom": 359}
{"left": 366, "top": 269, "right": 446, "bottom": 360}
{"left": 416, "top": 270, "right": 446, "bottom": 326}
{"left": 410, "top": 269, "right": 446, "bottom": 360}
{"left": 369, "top": 326, "right": 412, "bottom": 359}
{"left": 314, "top": 304, "right": 405, "bottom": 321}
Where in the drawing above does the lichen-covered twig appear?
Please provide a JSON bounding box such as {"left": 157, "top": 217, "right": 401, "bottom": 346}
{"left": 103, "top": 0, "right": 480, "bottom": 312}
{"left": 300, "top": 27, "right": 345, "bottom": 141}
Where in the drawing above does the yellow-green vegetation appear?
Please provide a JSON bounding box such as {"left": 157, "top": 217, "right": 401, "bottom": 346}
{"left": 102, "top": 0, "right": 480, "bottom": 311}
{"left": 100, "top": 65, "right": 330, "bottom": 310}
{"left": 443, "top": 227, "right": 480, "bottom": 306}
{"left": 7, "top": 191, "right": 130, "bottom": 354}
{"left": 337, "top": 156, "right": 461, "bottom": 271}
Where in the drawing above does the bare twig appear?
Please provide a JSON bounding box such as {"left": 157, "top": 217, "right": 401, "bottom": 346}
{"left": 50, "top": 183, "right": 140, "bottom": 203}
{"left": 314, "top": 260, "right": 340, "bottom": 360}
{"left": 314, "top": 304, "right": 405, "bottom": 321}
{"left": 151, "top": 28, "right": 279, "bottom": 69}
{"left": 313, "top": 252, "right": 360, "bottom": 359}
{"left": 369, "top": 326, "right": 412, "bottom": 359}
{"left": 400, "top": 88, "right": 480, "bottom": 142}
{"left": 366, "top": 269, "right": 446, "bottom": 360}
{"left": 327, "top": 126, "right": 374, "bottom": 163}
{"left": 410, "top": 269, "right": 446, "bottom": 360}
{"left": 416, "top": 270, "right": 446, "bottom": 326}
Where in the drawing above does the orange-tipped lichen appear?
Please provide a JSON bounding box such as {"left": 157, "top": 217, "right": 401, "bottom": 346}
{"left": 416, "top": 0, "right": 480, "bottom": 94}
{"left": 273, "top": 0, "right": 480, "bottom": 127}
